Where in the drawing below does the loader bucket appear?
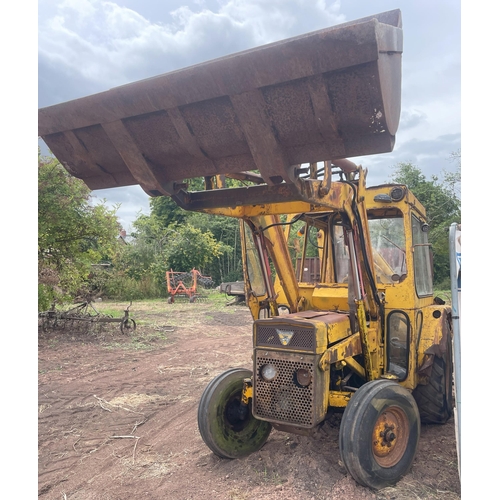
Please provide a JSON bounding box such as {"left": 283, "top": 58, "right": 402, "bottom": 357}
{"left": 38, "top": 9, "right": 402, "bottom": 199}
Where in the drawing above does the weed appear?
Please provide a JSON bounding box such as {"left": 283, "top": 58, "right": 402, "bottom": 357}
{"left": 228, "top": 490, "right": 249, "bottom": 500}
{"left": 255, "top": 466, "right": 283, "bottom": 485}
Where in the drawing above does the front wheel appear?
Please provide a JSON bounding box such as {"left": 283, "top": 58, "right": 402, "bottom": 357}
{"left": 198, "top": 368, "right": 272, "bottom": 459}
{"left": 339, "top": 380, "right": 420, "bottom": 490}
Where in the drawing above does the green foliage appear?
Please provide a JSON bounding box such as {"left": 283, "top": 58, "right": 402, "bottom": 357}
{"left": 95, "top": 269, "right": 164, "bottom": 300}
{"left": 38, "top": 283, "right": 56, "bottom": 311}
{"left": 149, "top": 196, "right": 188, "bottom": 227}
{"left": 164, "top": 222, "right": 229, "bottom": 272}
{"left": 38, "top": 152, "right": 121, "bottom": 309}
{"left": 148, "top": 194, "right": 243, "bottom": 284}
{"left": 188, "top": 212, "right": 243, "bottom": 283}
{"left": 389, "top": 152, "right": 461, "bottom": 286}
{"left": 147, "top": 176, "right": 251, "bottom": 284}
{"left": 101, "top": 210, "right": 229, "bottom": 299}
{"left": 390, "top": 159, "right": 461, "bottom": 228}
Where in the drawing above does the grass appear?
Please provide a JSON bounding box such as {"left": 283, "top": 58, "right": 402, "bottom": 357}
{"left": 38, "top": 292, "right": 240, "bottom": 351}
{"left": 93, "top": 305, "right": 124, "bottom": 318}
{"left": 377, "top": 478, "right": 461, "bottom": 500}
{"left": 91, "top": 290, "right": 241, "bottom": 350}
{"left": 254, "top": 466, "right": 283, "bottom": 486}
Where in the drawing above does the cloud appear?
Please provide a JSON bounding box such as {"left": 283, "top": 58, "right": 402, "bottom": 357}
{"left": 39, "top": 0, "right": 346, "bottom": 104}
{"left": 91, "top": 185, "right": 151, "bottom": 232}
{"left": 399, "top": 108, "right": 427, "bottom": 131}
{"left": 358, "top": 133, "right": 461, "bottom": 187}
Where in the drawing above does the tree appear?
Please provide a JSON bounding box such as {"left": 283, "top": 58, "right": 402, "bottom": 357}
{"left": 109, "top": 211, "right": 229, "bottom": 298}
{"left": 144, "top": 174, "right": 269, "bottom": 284}
{"left": 149, "top": 191, "right": 244, "bottom": 284}
{"left": 149, "top": 196, "right": 188, "bottom": 228}
{"left": 164, "top": 223, "right": 230, "bottom": 273}
{"left": 389, "top": 154, "right": 461, "bottom": 287}
{"left": 38, "top": 152, "right": 121, "bottom": 309}
{"left": 188, "top": 212, "right": 242, "bottom": 283}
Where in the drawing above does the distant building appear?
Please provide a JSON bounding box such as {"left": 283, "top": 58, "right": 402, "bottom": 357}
{"left": 118, "top": 229, "right": 134, "bottom": 245}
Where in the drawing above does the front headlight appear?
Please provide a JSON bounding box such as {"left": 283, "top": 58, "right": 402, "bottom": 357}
{"left": 260, "top": 364, "right": 277, "bottom": 382}
{"left": 295, "top": 368, "right": 312, "bottom": 387}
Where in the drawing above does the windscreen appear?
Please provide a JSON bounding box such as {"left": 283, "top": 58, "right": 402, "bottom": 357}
{"left": 368, "top": 217, "right": 407, "bottom": 284}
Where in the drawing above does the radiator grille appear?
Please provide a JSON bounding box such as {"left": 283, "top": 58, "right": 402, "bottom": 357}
{"left": 254, "top": 354, "right": 315, "bottom": 426}
{"left": 255, "top": 325, "right": 315, "bottom": 351}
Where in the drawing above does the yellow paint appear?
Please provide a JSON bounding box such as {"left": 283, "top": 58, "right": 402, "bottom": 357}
{"left": 328, "top": 391, "right": 352, "bottom": 408}
{"left": 241, "top": 379, "right": 253, "bottom": 405}
{"left": 311, "top": 286, "right": 349, "bottom": 312}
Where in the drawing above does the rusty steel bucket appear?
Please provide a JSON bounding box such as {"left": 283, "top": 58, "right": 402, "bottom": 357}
{"left": 38, "top": 9, "right": 402, "bottom": 198}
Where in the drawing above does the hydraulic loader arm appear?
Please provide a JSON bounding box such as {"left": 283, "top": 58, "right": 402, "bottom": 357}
{"left": 247, "top": 215, "right": 302, "bottom": 313}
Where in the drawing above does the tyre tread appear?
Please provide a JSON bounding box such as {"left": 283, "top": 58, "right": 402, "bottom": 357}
{"left": 413, "top": 338, "right": 453, "bottom": 425}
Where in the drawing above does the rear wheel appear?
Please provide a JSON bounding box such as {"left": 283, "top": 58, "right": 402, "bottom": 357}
{"left": 120, "top": 318, "right": 136, "bottom": 335}
{"left": 198, "top": 368, "right": 272, "bottom": 459}
{"left": 413, "top": 331, "right": 453, "bottom": 424}
{"left": 339, "top": 380, "right": 420, "bottom": 490}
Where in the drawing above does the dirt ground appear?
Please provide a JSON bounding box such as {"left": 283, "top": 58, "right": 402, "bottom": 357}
{"left": 38, "top": 297, "right": 461, "bottom": 500}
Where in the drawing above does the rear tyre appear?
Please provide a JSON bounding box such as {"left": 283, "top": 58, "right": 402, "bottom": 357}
{"left": 339, "top": 380, "right": 420, "bottom": 490}
{"left": 412, "top": 331, "right": 453, "bottom": 424}
{"left": 198, "top": 368, "right": 272, "bottom": 459}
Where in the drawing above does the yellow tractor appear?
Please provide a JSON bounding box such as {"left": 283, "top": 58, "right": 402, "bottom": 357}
{"left": 38, "top": 9, "right": 454, "bottom": 490}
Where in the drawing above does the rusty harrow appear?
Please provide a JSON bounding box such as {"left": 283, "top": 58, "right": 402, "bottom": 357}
{"left": 38, "top": 300, "right": 136, "bottom": 334}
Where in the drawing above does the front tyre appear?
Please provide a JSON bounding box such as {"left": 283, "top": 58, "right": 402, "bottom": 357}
{"left": 198, "top": 368, "right": 272, "bottom": 459}
{"left": 339, "top": 380, "right": 420, "bottom": 490}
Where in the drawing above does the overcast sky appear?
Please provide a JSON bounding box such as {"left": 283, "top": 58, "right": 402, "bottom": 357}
{"left": 38, "top": 0, "right": 461, "bottom": 233}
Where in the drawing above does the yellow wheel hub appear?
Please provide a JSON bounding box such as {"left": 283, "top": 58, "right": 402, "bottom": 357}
{"left": 372, "top": 406, "right": 410, "bottom": 467}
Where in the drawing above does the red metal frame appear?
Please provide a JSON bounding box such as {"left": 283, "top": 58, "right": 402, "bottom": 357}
{"left": 166, "top": 269, "right": 210, "bottom": 302}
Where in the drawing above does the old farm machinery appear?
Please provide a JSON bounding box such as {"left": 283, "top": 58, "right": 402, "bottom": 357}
{"left": 38, "top": 300, "right": 136, "bottom": 334}
{"left": 39, "top": 9, "right": 459, "bottom": 490}
{"left": 166, "top": 269, "right": 214, "bottom": 303}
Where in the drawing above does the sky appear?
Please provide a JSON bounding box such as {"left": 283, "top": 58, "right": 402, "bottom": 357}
{"left": 36, "top": 0, "right": 462, "bottom": 234}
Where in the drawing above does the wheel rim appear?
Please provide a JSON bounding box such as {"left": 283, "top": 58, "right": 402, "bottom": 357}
{"left": 120, "top": 318, "right": 136, "bottom": 334}
{"left": 372, "top": 405, "right": 410, "bottom": 468}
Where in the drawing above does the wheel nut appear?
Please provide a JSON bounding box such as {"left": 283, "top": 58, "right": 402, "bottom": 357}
{"left": 383, "top": 430, "right": 396, "bottom": 442}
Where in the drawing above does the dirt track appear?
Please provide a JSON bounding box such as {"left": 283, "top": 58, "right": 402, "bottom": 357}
{"left": 38, "top": 298, "right": 460, "bottom": 499}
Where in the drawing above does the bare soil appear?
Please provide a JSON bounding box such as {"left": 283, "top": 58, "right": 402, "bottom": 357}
{"left": 38, "top": 297, "right": 460, "bottom": 499}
